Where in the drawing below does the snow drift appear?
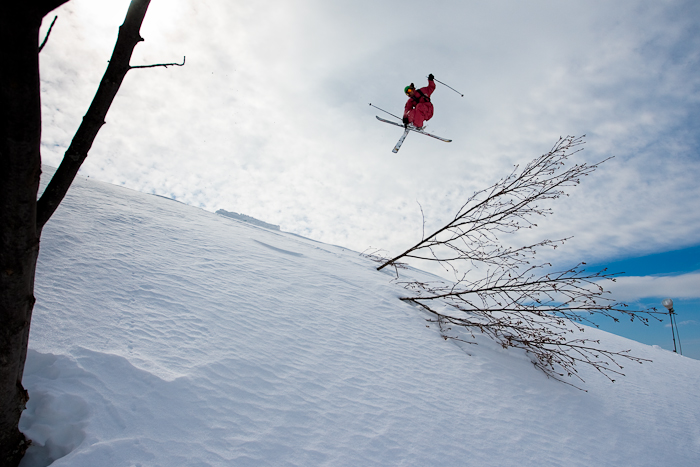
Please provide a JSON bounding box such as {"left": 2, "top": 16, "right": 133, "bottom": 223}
{"left": 19, "top": 168, "right": 700, "bottom": 466}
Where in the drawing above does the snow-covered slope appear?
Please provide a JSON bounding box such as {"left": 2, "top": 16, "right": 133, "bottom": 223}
{"left": 20, "top": 168, "right": 700, "bottom": 466}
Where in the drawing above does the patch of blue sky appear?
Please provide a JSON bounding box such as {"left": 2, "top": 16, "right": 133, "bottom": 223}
{"left": 589, "top": 244, "right": 700, "bottom": 276}
{"left": 582, "top": 244, "right": 700, "bottom": 360}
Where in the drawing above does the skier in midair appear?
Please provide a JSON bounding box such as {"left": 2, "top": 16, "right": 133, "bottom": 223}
{"left": 402, "top": 74, "right": 435, "bottom": 129}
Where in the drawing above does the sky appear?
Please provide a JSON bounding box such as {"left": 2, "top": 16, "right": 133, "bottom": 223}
{"left": 36, "top": 0, "right": 700, "bottom": 355}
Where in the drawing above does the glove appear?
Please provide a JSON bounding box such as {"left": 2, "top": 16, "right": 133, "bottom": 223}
{"left": 428, "top": 73, "right": 434, "bottom": 81}
{"left": 402, "top": 116, "right": 409, "bottom": 126}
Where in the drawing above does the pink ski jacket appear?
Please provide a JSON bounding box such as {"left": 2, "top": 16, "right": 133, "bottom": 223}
{"left": 404, "top": 79, "right": 436, "bottom": 127}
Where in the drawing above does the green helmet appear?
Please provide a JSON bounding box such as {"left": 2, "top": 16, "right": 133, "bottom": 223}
{"left": 404, "top": 84, "right": 415, "bottom": 95}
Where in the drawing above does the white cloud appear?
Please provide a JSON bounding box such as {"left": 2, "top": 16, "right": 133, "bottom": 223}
{"left": 601, "top": 273, "right": 700, "bottom": 302}
{"left": 38, "top": 0, "right": 700, "bottom": 266}
{"left": 666, "top": 320, "right": 699, "bottom": 328}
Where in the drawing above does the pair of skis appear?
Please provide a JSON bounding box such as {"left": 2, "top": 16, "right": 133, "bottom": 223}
{"left": 376, "top": 116, "right": 452, "bottom": 153}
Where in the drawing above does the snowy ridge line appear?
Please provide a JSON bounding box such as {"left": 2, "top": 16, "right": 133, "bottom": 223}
{"left": 216, "top": 208, "right": 280, "bottom": 230}
{"left": 152, "top": 194, "right": 186, "bottom": 204}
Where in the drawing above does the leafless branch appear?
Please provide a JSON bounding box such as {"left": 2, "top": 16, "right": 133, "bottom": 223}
{"left": 378, "top": 136, "right": 597, "bottom": 271}
{"left": 131, "top": 55, "right": 186, "bottom": 69}
{"left": 361, "top": 248, "right": 407, "bottom": 278}
{"left": 36, "top": 0, "right": 184, "bottom": 229}
{"left": 400, "top": 265, "right": 662, "bottom": 388}
{"left": 373, "top": 135, "right": 661, "bottom": 388}
{"left": 38, "top": 15, "right": 58, "bottom": 53}
{"left": 417, "top": 200, "right": 427, "bottom": 240}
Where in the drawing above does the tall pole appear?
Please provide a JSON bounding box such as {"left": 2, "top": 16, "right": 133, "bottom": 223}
{"left": 662, "top": 298, "right": 680, "bottom": 354}
{"left": 671, "top": 308, "right": 683, "bottom": 355}
{"left": 669, "top": 307, "right": 678, "bottom": 353}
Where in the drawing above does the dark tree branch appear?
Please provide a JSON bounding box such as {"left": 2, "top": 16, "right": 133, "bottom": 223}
{"left": 38, "top": 15, "right": 57, "bottom": 53}
{"left": 131, "top": 55, "right": 186, "bottom": 69}
{"left": 373, "top": 136, "right": 660, "bottom": 388}
{"left": 37, "top": 0, "right": 154, "bottom": 230}
{"left": 377, "top": 136, "right": 593, "bottom": 271}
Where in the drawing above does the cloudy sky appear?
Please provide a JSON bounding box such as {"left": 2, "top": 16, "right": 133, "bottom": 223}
{"left": 37, "top": 0, "right": 700, "bottom": 355}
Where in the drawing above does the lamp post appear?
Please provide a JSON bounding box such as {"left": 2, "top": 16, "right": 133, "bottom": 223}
{"left": 662, "top": 298, "right": 682, "bottom": 355}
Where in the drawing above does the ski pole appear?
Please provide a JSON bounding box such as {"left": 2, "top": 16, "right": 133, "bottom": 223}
{"left": 369, "top": 103, "right": 402, "bottom": 121}
{"left": 429, "top": 77, "right": 464, "bottom": 97}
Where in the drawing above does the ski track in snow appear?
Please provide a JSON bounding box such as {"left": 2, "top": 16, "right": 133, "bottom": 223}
{"left": 19, "top": 167, "right": 700, "bottom": 466}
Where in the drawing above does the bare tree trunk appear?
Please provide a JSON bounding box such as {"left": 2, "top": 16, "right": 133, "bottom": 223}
{"left": 0, "top": 1, "right": 153, "bottom": 465}
{"left": 0, "top": 3, "right": 65, "bottom": 464}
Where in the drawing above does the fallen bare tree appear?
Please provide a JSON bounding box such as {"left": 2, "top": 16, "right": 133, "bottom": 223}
{"left": 372, "top": 136, "right": 662, "bottom": 388}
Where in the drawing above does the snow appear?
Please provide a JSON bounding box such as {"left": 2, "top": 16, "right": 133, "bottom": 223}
{"left": 20, "top": 167, "right": 700, "bottom": 466}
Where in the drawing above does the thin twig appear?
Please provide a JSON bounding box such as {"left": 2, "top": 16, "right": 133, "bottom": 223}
{"left": 38, "top": 16, "right": 58, "bottom": 53}
{"left": 131, "top": 55, "right": 186, "bottom": 69}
